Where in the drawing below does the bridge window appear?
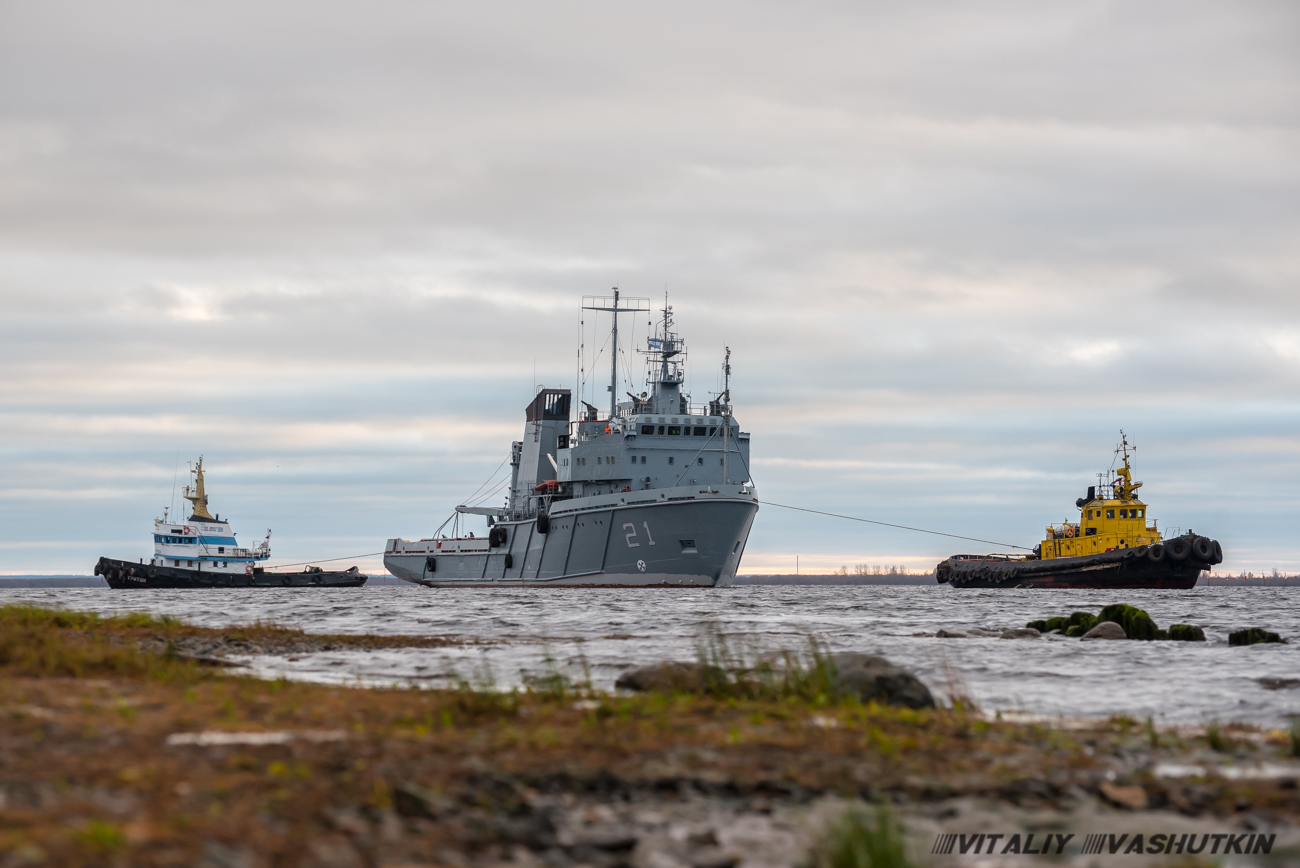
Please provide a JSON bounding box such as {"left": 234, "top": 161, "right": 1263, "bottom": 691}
{"left": 667, "top": 426, "right": 681, "bottom": 435}
{"left": 1137, "top": 508, "right": 1144, "bottom": 517}
{"left": 641, "top": 425, "right": 654, "bottom": 434}
{"left": 693, "top": 426, "right": 707, "bottom": 436}
{"left": 641, "top": 456, "right": 647, "bottom": 464}
{"left": 657, "top": 426, "right": 665, "bottom": 434}
{"left": 1106, "top": 509, "right": 1114, "bottom": 519}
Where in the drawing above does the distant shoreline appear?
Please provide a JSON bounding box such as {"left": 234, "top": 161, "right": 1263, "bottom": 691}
{"left": 2, "top": 573, "right": 1297, "bottom": 588}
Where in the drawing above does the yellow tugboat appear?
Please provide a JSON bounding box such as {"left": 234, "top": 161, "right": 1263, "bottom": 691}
{"left": 936, "top": 434, "right": 1223, "bottom": 589}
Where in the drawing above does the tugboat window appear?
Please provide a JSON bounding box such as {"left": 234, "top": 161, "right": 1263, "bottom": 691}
{"left": 1106, "top": 509, "right": 1115, "bottom": 519}
{"left": 1120, "top": 509, "right": 1127, "bottom": 518}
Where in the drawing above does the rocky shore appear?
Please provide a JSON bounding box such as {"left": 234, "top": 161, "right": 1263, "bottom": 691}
{"left": 0, "top": 604, "right": 1298, "bottom": 867}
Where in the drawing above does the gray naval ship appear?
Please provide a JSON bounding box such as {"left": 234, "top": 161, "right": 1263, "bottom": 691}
{"left": 384, "top": 294, "right": 758, "bottom": 587}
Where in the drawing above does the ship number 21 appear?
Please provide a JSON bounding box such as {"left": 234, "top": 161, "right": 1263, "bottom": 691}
{"left": 624, "top": 522, "right": 655, "bottom": 548}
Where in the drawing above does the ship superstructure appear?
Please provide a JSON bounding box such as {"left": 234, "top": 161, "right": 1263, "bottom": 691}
{"left": 385, "top": 294, "right": 759, "bottom": 587}
{"left": 143, "top": 458, "right": 271, "bottom": 575}
{"left": 95, "top": 459, "right": 366, "bottom": 588}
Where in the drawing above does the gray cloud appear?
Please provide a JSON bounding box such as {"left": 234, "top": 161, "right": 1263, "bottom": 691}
{"left": 1, "top": 0, "right": 1298, "bottom": 574}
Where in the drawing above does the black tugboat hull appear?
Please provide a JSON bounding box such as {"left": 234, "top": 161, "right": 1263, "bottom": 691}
{"left": 94, "top": 557, "right": 367, "bottom": 589}
{"left": 936, "top": 539, "right": 1221, "bottom": 590}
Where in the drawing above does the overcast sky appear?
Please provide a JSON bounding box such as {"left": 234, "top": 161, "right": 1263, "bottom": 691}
{"left": 2, "top": 1, "right": 1298, "bottom": 576}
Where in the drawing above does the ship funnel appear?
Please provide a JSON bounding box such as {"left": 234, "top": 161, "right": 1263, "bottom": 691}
{"left": 1087, "top": 485, "right": 1096, "bottom": 502}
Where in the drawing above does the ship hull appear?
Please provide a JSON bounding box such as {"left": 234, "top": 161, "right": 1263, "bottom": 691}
{"left": 936, "top": 548, "right": 1209, "bottom": 590}
{"left": 385, "top": 489, "right": 758, "bottom": 588}
{"left": 95, "top": 557, "right": 367, "bottom": 589}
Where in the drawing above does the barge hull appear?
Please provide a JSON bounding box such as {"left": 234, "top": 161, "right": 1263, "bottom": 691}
{"left": 95, "top": 557, "right": 367, "bottom": 589}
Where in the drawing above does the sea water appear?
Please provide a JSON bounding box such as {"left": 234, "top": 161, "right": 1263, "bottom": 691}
{"left": 3, "top": 585, "right": 1297, "bottom": 726}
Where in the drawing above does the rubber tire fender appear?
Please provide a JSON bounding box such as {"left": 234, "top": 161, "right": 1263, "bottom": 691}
{"left": 537, "top": 513, "right": 550, "bottom": 534}
{"left": 1147, "top": 543, "right": 1166, "bottom": 563}
{"left": 1166, "top": 537, "right": 1190, "bottom": 561}
{"left": 1191, "top": 536, "right": 1215, "bottom": 561}
{"left": 1212, "top": 540, "right": 1223, "bottom": 564}
{"left": 425, "top": 556, "right": 436, "bottom": 573}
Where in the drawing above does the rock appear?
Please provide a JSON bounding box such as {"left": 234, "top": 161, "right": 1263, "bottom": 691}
{"left": 828, "top": 653, "right": 935, "bottom": 708}
{"left": 1028, "top": 612, "right": 1098, "bottom": 637}
{"left": 1168, "top": 624, "right": 1206, "bottom": 642}
{"left": 197, "top": 841, "right": 255, "bottom": 868}
{"left": 1081, "top": 621, "right": 1127, "bottom": 641}
{"left": 999, "top": 628, "right": 1040, "bottom": 639}
{"left": 567, "top": 827, "right": 638, "bottom": 851}
{"left": 1099, "top": 781, "right": 1149, "bottom": 810}
{"left": 1097, "top": 603, "right": 1164, "bottom": 640}
{"left": 687, "top": 848, "right": 741, "bottom": 868}
{"left": 1229, "top": 628, "right": 1286, "bottom": 646}
{"left": 615, "top": 662, "right": 718, "bottom": 693}
{"left": 1259, "top": 677, "right": 1300, "bottom": 690}
{"left": 935, "top": 629, "right": 968, "bottom": 638}
{"left": 392, "top": 781, "right": 456, "bottom": 819}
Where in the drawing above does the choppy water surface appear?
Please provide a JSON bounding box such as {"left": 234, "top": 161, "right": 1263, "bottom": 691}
{"left": 4, "top": 585, "right": 1298, "bottom": 726}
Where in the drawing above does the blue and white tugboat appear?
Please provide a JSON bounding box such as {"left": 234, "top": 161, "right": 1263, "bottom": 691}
{"left": 94, "top": 458, "right": 367, "bottom": 589}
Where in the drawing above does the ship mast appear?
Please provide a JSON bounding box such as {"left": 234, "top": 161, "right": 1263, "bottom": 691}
{"left": 183, "top": 457, "right": 214, "bottom": 520}
{"left": 582, "top": 289, "right": 649, "bottom": 419}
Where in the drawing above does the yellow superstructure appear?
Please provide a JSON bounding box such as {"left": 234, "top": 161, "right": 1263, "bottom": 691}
{"left": 1038, "top": 434, "right": 1162, "bottom": 561}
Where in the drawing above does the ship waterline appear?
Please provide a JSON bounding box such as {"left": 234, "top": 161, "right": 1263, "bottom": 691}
{"left": 386, "top": 486, "right": 757, "bottom": 588}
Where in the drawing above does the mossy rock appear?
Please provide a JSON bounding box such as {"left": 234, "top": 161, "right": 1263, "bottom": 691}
{"left": 1098, "top": 604, "right": 1163, "bottom": 641}
{"left": 1028, "top": 611, "right": 1098, "bottom": 636}
{"left": 1168, "top": 624, "right": 1206, "bottom": 642}
{"left": 1228, "top": 627, "right": 1285, "bottom": 646}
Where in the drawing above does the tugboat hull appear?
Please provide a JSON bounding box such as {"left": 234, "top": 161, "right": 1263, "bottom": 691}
{"left": 95, "top": 557, "right": 366, "bottom": 589}
{"left": 936, "top": 539, "right": 1220, "bottom": 590}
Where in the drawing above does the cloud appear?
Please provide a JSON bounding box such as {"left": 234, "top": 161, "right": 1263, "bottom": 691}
{"left": 1, "top": 0, "right": 1298, "bottom": 574}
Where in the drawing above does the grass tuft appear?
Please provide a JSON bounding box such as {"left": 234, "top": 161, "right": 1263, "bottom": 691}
{"left": 804, "top": 804, "right": 912, "bottom": 868}
{"left": 72, "top": 820, "right": 125, "bottom": 853}
{"left": 693, "top": 628, "right": 841, "bottom": 704}
{"left": 0, "top": 604, "right": 201, "bottom": 681}
{"left": 1206, "top": 720, "right": 1232, "bottom": 753}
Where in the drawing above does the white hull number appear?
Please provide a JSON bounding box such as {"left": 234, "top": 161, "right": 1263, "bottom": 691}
{"left": 623, "top": 521, "right": 656, "bottom": 548}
